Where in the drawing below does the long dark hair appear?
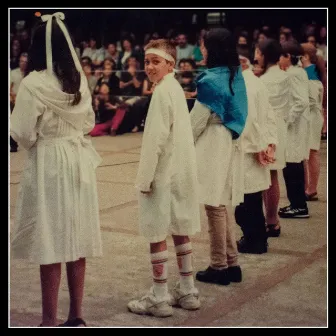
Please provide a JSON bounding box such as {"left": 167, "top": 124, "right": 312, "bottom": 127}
{"left": 257, "top": 39, "right": 282, "bottom": 75}
{"left": 27, "top": 17, "right": 81, "bottom": 105}
{"left": 203, "top": 28, "right": 240, "bottom": 95}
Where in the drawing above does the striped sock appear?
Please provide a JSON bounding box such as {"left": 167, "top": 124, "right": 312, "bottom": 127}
{"left": 175, "top": 242, "right": 195, "bottom": 293}
{"left": 151, "top": 250, "right": 169, "bottom": 299}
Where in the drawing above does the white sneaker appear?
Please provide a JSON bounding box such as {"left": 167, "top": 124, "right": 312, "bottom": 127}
{"left": 170, "top": 282, "right": 201, "bottom": 310}
{"left": 127, "top": 287, "right": 173, "bottom": 317}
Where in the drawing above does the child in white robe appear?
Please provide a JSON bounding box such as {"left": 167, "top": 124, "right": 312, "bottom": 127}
{"left": 127, "top": 39, "right": 201, "bottom": 317}
{"left": 10, "top": 13, "right": 102, "bottom": 327}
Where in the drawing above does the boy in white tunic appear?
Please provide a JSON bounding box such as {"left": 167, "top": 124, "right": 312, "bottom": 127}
{"left": 190, "top": 28, "right": 248, "bottom": 285}
{"left": 127, "top": 39, "right": 201, "bottom": 317}
{"left": 10, "top": 13, "right": 102, "bottom": 327}
{"left": 300, "top": 43, "right": 324, "bottom": 201}
{"left": 235, "top": 47, "right": 278, "bottom": 254}
{"left": 278, "top": 41, "right": 310, "bottom": 218}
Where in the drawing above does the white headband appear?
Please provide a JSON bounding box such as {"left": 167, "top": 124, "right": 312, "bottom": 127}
{"left": 145, "top": 48, "right": 175, "bottom": 63}
{"left": 41, "top": 12, "right": 83, "bottom": 76}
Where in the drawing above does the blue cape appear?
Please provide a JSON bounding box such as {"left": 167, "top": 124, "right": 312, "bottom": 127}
{"left": 196, "top": 66, "right": 248, "bottom": 139}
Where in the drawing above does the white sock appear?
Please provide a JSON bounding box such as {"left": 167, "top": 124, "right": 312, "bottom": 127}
{"left": 175, "top": 242, "right": 195, "bottom": 293}
{"left": 151, "top": 250, "right": 169, "bottom": 299}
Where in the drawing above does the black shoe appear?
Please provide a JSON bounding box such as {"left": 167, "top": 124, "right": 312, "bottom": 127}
{"left": 58, "top": 317, "right": 86, "bottom": 327}
{"left": 237, "top": 236, "right": 268, "bottom": 254}
{"left": 278, "top": 205, "right": 291, "bottom": 213}
{"left": 10, "top": 147, "right": 18, "bottom": 152}
{"left": 196, "top": 266, "right": 230, "bottom": 285}
{"left": 227, "top": 266, "right": 242, "bottom": 282}
{"left": 266, "top": 223, "right": 281, "bottom": 238}
{"left": 278, "top": 206, "right": 309, "bottom": 218}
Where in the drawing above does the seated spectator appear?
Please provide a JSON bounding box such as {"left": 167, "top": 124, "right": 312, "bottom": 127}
{"left": 94, "top": 59, "right": 120, "bottom": 96}
{"left": 119, "top": 55, "right": 145, "bottom": 98}
{"left": 175, "top": 33, "right": 195, "bottom": 68}
{"left": 192, "top": 30, "right": 207, "bottom": 72}
{"left": 90, "top": 83, "right": 126, "bottom": 137}
{"left": 117, "top": 38, "right": 136, "bottom": 70}
{"left": 80, "top": 56, "right": 92, "bottom": 67}
{"left": 105, "top": 42, "right": 119, "bottom": 65}
{"left": 82, "top": 62, "right": 97, "bottom": 95}
{"left": 82, "top": 36, "right": 105, "bottom": 68}
{"left": 180, "top": 71, "right": 197, "bottom": 111}
{"left": 10, "top": 38, "right": 21, "bottom": 70}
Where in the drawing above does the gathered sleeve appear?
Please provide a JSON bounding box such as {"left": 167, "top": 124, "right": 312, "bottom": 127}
{"left": 135, "top": 87, "right": 173, "bottom": 192}
{"left": 10, "top": 83, "right": 44, "bottom": 150}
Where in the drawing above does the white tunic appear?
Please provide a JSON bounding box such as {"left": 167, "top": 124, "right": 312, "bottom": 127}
{"left": 286, "top": 66, "right": 310, "bottom": 162}
{"left": 190, "top": 101, "right": 244, "bottom": 207}
{"left": 241, "top": 69, "right": 278, "bottom": 194}
{"left": 307, "top": 79, "right": 324, "bottom": 150}
{"left": 135, "top": 73, "right": 200, "bottom": 243}
{"left": 10, "top": 70, "right": 103, "bottom": 265}
{"left": 259, "top": 65, "right": 290, "bottom": 170}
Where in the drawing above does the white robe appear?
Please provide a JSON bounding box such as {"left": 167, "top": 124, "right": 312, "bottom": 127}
{"left": 190, "top": 101, "right": 245, "bottom": 207}
{"left": 307, "top": 79, "right": 324, "bottom": 151}
{"left": 241, "top": 69, "right": 278, "bottom": 194}
{"left": 135, "top": 73, "right": 200, "bottom": 243}
{"left": 259, "top": 65, "right": 290, "bottom": 170}
{"left": 10, "top": 70, "right": 102, "bottom": 265}
{"left": 286, "top": 65, "right": 310, "bottom": 162}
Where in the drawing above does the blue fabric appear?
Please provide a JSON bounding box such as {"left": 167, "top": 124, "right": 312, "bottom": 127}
{"left": 196, "top": 66, "right": 248, "bottom": 139}
{"left": 305, "top": 64, "right": 320, "bottom": 81}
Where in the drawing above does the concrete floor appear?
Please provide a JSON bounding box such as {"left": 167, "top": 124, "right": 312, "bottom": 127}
{"left": 9, "top": 133, "right": 327, "bottom": 327}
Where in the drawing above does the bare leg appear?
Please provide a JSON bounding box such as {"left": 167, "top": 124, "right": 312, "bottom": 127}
{"left": 40, "top": 263, "right": 62, "bottom": 326}
{"left": 306, "top": 149, "right": 321, "bottom": 195}
{"left": 66, "top": 258, "right": 86, "bottom": 322}
{"left": 263, "top": 170, "right": 280, "bottom": 226}
{"left": 322, "top": 108, "right": 327, "bottom": 135}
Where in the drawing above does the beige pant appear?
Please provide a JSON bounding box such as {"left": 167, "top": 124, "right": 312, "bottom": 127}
{"left": 205, "top": 205, "right": 239, "bottom": 270}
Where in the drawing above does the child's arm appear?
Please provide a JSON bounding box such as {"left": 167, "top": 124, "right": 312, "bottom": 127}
{"left": 10, "top": 82, "right": 44, "bottom": 150}
{"left": 189, "top": 100, "right": 211, "bottom": 143}
{"left": 135, "top": 88, "right": 173, "bottom": 193}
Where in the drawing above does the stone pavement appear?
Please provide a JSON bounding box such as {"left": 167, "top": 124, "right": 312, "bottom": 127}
{"left": 9, "top": 133, "right": 327, "bottom": 327}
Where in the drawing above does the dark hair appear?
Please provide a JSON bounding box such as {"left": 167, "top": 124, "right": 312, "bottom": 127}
{"left": 28, "top": 17, "right": 81, "bottom": 105}
{"left": 183, "top": 58, "right": 196, "bottom": 69}
{"left": 203, "top": 28, "right": 240, "bottom": 95}
{"left": 281, "top": 41, "right": 303, "bottom": 66}
{"left": 81, "top": 56, "right": 92, "bottom": 65}
{"left": 257, "top": 39, "right": 282, "bottom": 71}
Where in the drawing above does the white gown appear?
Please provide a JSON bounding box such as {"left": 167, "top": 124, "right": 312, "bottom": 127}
{"left": 308, "top": 79, "right": 324, "bottom": 151}
{"left": 135, "top": 73, "right": 200, "bottom": 243}
{"left": 190, "top": 101, "right": 245, "bottom": 207}
{"left": 286, "top": 65, "right": 311, "bottom": 162}
{"left": 259, "top": 65, "right": 290, "bottom": 170}
{"left": 241, "top": 69, "right": 278, "bottom": 194}
{"left": 10, "top": 70, "right": 102, "bottom": 265}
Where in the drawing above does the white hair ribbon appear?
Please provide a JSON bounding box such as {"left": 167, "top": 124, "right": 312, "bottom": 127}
{"left": 41, "top": 12, "right": 82, "bottom": 76}
{"left": 145, "top": 48, "right": 175, "bottom": 63}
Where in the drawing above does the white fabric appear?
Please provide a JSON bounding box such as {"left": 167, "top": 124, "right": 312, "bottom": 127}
{"left": 190, "top": 100, "right": 244, "bottom": 207}
{"left": 241, "top": 69, "right": 277, "bottom": 194}
{"left": 10, "top": 70, "right": 102, "bottom": 265}
{"left": 41, "top": 12, "right": 83, "bottom": 76}
{"left": 308, "top": 80, "right": 324, "bottom": 150}
{"left": 10, "top": 68, "right": 24, "bottom": 95}
{"left": 286, "top": 65, "right": 310, "bottom": 162}
{"left": 260, "top": 65, "right": 290, "bottom": 170}
{"left": 135, "top": 73, "right": 200, "bottom": 243}
{"left": 145, "top": 48, "right": 175, "bottom": 62}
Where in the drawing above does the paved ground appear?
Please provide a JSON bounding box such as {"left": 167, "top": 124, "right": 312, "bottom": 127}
{"left": 9, "top": 133, "right": 327, "bottom": 327}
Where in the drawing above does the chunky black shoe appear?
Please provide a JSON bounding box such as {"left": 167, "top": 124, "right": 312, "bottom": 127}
{"left": 196, "top": 266, "right": 230, "bottom": 285}
{"left": 237, "top": 236, "right": 268, "bottom": 254}
{"left": 278, "top": 206, "right": 309, "bottom": 219}
{"left": 58, "top": 318, "right": 86, "bottom": 327}
{"left": 266, "top": 223, "right": 281, "bottom": 238}
{"left": 10, "top": 147, "right": 18, "bottom": 152}
{"left": 227, "top": 266, "right": 242, "bottom": 283}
